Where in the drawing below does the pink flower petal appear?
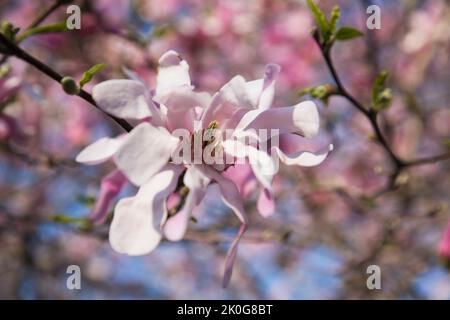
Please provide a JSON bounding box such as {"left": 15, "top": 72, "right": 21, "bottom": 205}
{"left": 109, "top": 164, "right": 183, "bottom": 255}
{"left": 257, "top": 188, "right": 276, "bottom": 218}
{"left": 114, "top": 123, "right": 179, "bottom": 186}
{"left": 162, "top": 88, "right": 211, "bottom": 132}
{"left": 235, "top": 100, "right": 320, "bottom": 139}
{"left": 245, "top": 63, "right": 280, "bottom": 110}
{"left": 222, "top": 139, "right": 276, "bottom": 191}
{"left": 200, "top": 165, "right": 247, "bottom": 225}
{"left": 164, "top": 165, "right": 210, "bottom": 241}
{"left": 223, "top": 163, "right": 257, "bottom": 197}
{"left": 90, "top": 170, "right": 127, "bottom": 224}
{"left": 76, "top": 136, "right": 124, "bottom": 165}
{"left": 92, "top": 80, "right": 154, "bottom": 119}
{"left": 272, "top": 144, "right": 333, "bottom": 167}
{"left": 156, "top": 50, "right": 192, "bottom": 96}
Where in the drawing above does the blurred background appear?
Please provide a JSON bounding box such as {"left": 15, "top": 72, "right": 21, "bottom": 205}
{"left": 0, "top": 0, "right": 449, "bottom": 299}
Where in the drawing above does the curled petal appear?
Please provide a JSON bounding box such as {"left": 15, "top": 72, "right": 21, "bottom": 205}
{"left": 272, "top": 144, "right": 333, "bottom": 167}
{"left": 156, "top": 50, "right": 192, "bottom": 96}
{"left": 219, "top": 75, "right": 253, "bottom": 109}
{"left": 93, "top": 80, "right": 153, "bottom": 119}
{"left": 109, "top": 164, "right": 183, "bottom": 255}
{"left": 245, "top": 63, "right": 280, "bottom": 110}
{"left": 235, "top": 100, "right": 320, "bottom": 139}
{"left": 114, "top": 123, "right": 179, "bottom": 186}
{"left": 223, "top": 163, "right": 257, "bottom": 197}
{"left": 76, "top": 136, "right": 124, "bottom": 165}
{"left": 200, "top": 165, "right": 247, "bottom": 225}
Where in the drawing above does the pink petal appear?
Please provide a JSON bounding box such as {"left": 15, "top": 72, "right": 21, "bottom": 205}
{"left": 92, "top": 80, "right": 154, "bottom": 119}
{"left": 272, "top": 144, "right": 333, "bottom": 167}
{"left": 235, "top": 100, "right": 320, "bottom": 139}
{"left": 76, "top": 136, "right": 124, "bottom": 165}
{"left": 201, "top": 92, "right": 240, "bottom": 130}
{"left": 200, "top": 165, "right": 247, "bottom": 225}
{"left": 223, "top": 163, "right": 257, "bottom": 197}
{"left": 244, "top": 63, "right": 280, "bottom": 110}
{"left": 90, "top": 170, "right": 127, "bottom": 224}
{"left": 190, "top": 166, "right": 248, "bottom": 288}
{"left": 156, "top": 50, "right": 192, "bottom": 96}
{"left": 114, "top": 123, "right": 179, "bottom": 186}
{"left": 162, "top": 88, "right": 211, "bottom": 132}
{"left": 219, "top": 75, "right": 253, "bottom": 109}
{"left": 222, "top": 223, "right": 247, "bottom": 288}
{"left": 222, "top": 139, "right": 276, "bottom": 191}
{"left": 257, "top": 188, "right": 276, "bottom": 218}
{"left": 109, "top": 164, "right": 183, "bottom": 255}
{"left": 164, "top": 165, "right": 210, "bottom": 241}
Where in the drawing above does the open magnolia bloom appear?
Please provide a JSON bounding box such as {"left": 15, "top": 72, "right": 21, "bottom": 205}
{"left": 76, "top": 50, "right": 332, "bottom": 286}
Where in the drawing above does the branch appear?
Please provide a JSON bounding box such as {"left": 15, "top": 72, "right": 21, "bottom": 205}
{"left": 313, "top": 32, "right": 450, "bottom": 172}
{"left": 404, "top": 152, "right": 450, "bottom": 167}
{"left": 0, "top": 33, "right": 132, "bottom": 132}
{"left": 27, "top": 0, "right": 70, "bottom": 29}
{"left": 0, "top": 0, "right": 71, "bottom": 65}
{"left": 313, "top": 32, "right": 404, "bottom": 169}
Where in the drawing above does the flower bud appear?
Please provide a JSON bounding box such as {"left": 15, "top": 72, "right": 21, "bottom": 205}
{"left": 61, "top": 76, "right": 80, "bottom": 95}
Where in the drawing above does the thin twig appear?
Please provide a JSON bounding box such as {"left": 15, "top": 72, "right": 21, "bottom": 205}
{"left": 313, "top": 32, "right": 404, "bottom": 169}
{"left": 404, "top": 152, "right": 450, "bottom": 167}
{"left": 0, "top": 33, "right": 132, "bottom": 132}
{"left": 313, "top": 32, "right": 449, "bottom": 172}
{"left": 27, "top": 0, "right": 69, "bottom": 29}
{"left": 0, "top": 0, "right": 70, "bottom": 65}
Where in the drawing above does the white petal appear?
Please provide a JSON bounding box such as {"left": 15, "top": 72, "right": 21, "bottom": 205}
{"left": 219, "top": 75, "right": 253, "bottom": 109}
{"left": 162, "top": 88, "right": 211, "bottom": 132}
{"left": 156, "top": 50, "right": 191, "bottom": 96}
{"left": 164, "top": 165, "right": 210, "bottom": 241}
{"left": 244, "top": 63, "right": 280, "bottom": 110}
{"left": 92, "top": 80, "right": 152, "bottom": 119}
{"left": 222, "top": 139, "right": 275, "bottom": 191}
{"left": 273, "top": 144, "right": 333, "bottom": 167}
{"left": 109, "top": 164, "right": 183, "bottom": 255}
{"left": 76, "top": 136, "right": 124, "bottom": 165}
{"left": 234, "top": 100, "right": 320, "bottom": 139}
{"left": 114, "top": 123, "right": 179, "bottom": 186}
{"left": 199, "top": 166, "right": 247, "bottom": 224}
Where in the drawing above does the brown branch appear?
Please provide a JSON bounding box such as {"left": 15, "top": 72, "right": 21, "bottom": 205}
{"left": 404, "top": 152, "right": 450, "bottom": 167}
{"left": 313, "top": 32, "right": 450, "bottom": 174}
{"left": 313, "top": 31, "right": 404, "bottom": 169}
{"left": 0, "top": 33, "right": 132, "bottom": 132}
{"left": 0, "top": 0, "right": 71, "bottom": 65}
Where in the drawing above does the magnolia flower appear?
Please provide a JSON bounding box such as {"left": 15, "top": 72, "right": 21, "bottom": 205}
{"left": 76, "top": 50, "right": 331, "bottom": 286}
